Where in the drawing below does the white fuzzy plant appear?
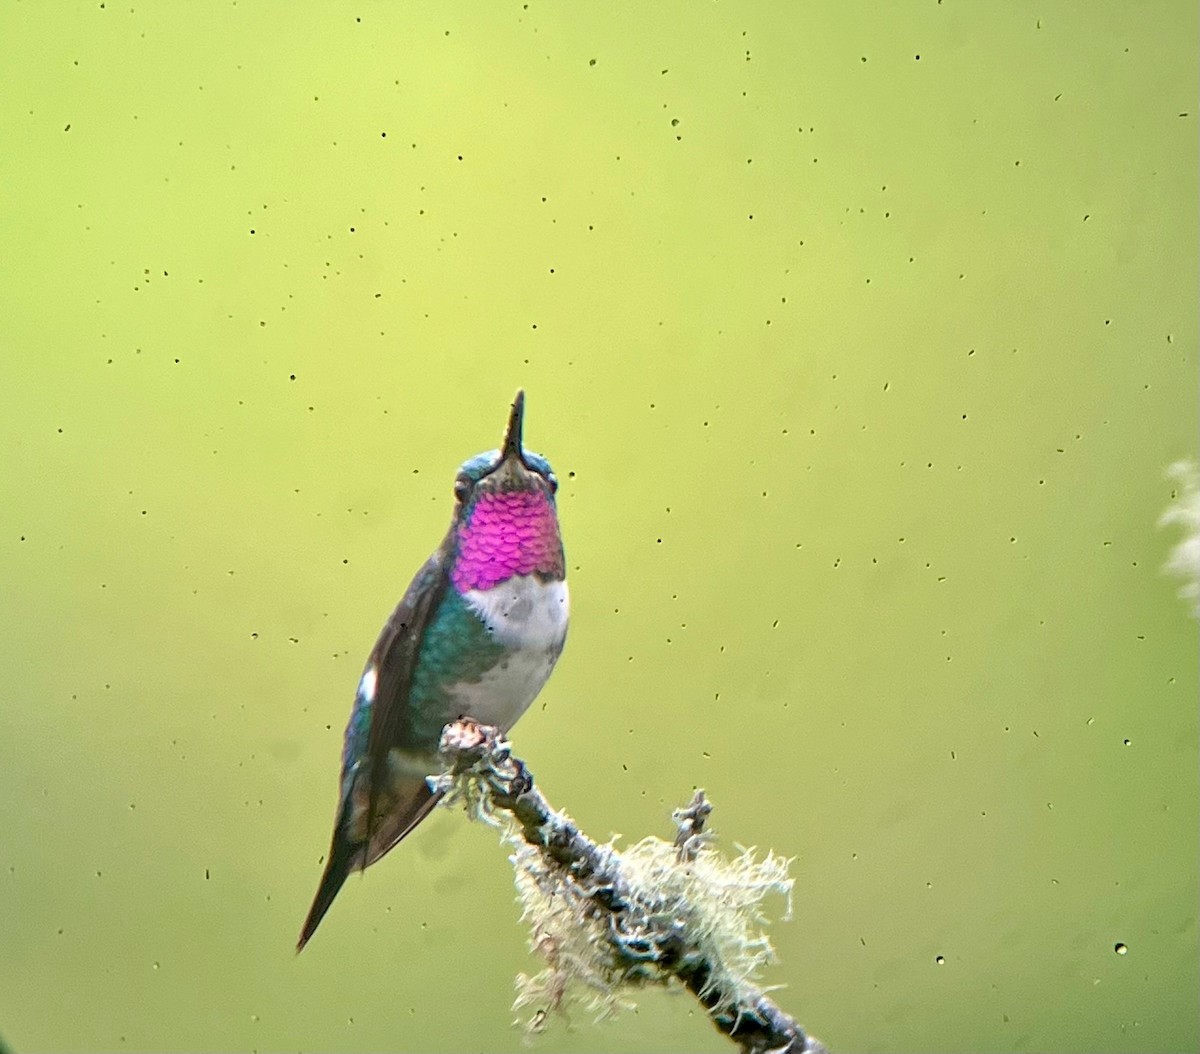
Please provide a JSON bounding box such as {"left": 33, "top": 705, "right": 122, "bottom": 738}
{"left": 1160, "top": 460, "right": 1200, "bottom": 617}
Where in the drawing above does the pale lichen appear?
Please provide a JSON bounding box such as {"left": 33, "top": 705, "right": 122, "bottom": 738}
{"left": 508, "top": 828, "right": 794, "bottom": 1031}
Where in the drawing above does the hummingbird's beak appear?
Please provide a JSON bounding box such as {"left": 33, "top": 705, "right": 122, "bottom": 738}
{"left": 501, "top": 390, "right": 525, "bottom": 464}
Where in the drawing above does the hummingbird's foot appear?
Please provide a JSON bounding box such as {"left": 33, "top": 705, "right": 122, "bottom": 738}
{"left": 432, "top": 719, "right": 534, "bottom": 827}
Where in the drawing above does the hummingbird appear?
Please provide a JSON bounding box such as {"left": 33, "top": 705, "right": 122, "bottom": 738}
{"left": 297, "top": 390, "right": 568, "bottom": 951}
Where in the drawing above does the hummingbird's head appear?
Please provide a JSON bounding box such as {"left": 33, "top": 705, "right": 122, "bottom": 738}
{"left": 448, "top": 390, "right": 565, "bottom": 593}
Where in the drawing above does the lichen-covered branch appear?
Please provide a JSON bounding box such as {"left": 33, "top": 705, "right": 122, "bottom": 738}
{"left": 433, "top": 720, "right": 831, "bottom": 1054}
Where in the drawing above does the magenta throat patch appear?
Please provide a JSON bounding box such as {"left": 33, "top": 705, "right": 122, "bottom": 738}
{"left": 451, "top": 489, "right": 564, "bottom": 592}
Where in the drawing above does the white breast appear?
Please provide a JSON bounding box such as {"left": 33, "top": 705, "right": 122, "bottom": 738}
{"left": 452, "top": 576, "right": 569, "bottom": 729}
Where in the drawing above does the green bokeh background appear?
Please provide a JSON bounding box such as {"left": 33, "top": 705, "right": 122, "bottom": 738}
{"left": 1, "top": 2, "right": 1196, "bottom": 1051}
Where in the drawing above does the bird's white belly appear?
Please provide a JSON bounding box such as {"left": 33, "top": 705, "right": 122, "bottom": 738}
{"left": 452, "top": 576, "right": 568, "bottom": 729}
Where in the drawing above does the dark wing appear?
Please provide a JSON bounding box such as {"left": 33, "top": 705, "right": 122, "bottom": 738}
{"left": 297, "top": 548, "right": 453, "bottom": 952}
{"left": 362, "top": 549, "right": 450, "bottom": 841}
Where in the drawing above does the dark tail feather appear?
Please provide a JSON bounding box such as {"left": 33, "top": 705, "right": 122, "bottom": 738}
{"left": 297, "top": 819, "right": 359, "bottom": 953}
{"left": 297, "top": 776, "right": 440, "bottom": 951}
{"left": 362, "top": 779, "right": 440, "bottom": 869}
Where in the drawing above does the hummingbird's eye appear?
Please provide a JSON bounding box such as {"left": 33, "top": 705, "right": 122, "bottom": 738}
{"left": 547, "top": 473, "right": 558, "bottom": 494}
{"left": 453, "top": 477, "right": 470, "bottom": 503}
